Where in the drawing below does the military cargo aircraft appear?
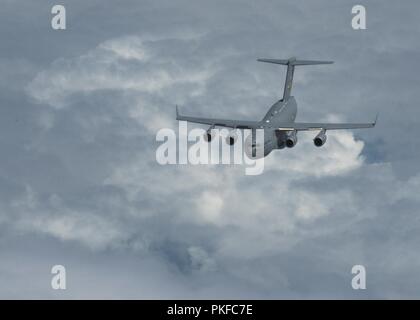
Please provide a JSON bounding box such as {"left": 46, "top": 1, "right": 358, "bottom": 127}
{"left": 176, "top": 57, "right": 377, "bottom": 158}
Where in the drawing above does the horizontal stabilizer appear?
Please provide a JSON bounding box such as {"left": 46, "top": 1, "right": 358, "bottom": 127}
{"left": 257, "top": 57, "right": 333, "bottom": 100}
{"left": 257, "top": 57, "right": 333, "bottom": 66}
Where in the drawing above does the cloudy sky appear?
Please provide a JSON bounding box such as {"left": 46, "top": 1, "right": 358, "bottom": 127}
{"left": 1, "top": 0, "right": 420, "bottom": 299}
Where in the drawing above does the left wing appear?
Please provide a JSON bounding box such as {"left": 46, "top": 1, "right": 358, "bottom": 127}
{"left": 176, "top": 106, "right": 260, "bottom": 129}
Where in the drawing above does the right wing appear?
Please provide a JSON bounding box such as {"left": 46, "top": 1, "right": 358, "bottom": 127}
{"left": 276, "top": 120, "right": 377, "bottom": 131}
{"left": 176, "top": 106, "right": 260, "bottom": 129}
{"left": 277, "top": 114, "right": 378, "bottom": 131}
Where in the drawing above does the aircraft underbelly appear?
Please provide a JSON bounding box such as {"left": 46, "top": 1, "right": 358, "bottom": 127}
{"left": 268, "top": 97, "right": 297, "bottom": 150}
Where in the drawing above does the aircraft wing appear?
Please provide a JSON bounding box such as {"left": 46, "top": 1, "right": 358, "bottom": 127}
{"left": 276, "top": 119, "right": 377, "bottom": 131}
{"left": 176, "top": 106, "right": 260, "bottom": 129}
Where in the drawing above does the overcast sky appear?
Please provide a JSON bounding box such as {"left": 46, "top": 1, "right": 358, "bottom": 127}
{"left": 1, "top": 0, "right": 420, "bottom": 298}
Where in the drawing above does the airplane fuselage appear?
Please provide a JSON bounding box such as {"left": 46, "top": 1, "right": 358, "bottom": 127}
{"left": 261, "top": 96, "right": 297, "bottom": 127}
{"left": 245, "top": 97, "right": 298, "bottom": 158}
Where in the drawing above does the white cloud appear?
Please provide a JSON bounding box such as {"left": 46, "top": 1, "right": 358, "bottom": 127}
{"left": 26, "top": 36, "right": 214, "bottom": 102}
{"left": 265, "top": 130, "right": 364, "bottom": 176}
{"left": 22, "top": 35, "right": 373, "bottom": 257}
{"left": 14, "top": 25, "right": 420, "bottom": 298}
{"left": 11, "top": 188, "right": 129, "bottom": 250}
{"left": 195, "top": 191, "right": 225, "bottom": 225}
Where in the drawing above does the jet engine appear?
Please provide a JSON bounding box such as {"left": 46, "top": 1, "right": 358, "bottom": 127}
{"left": 313, "top": 129, "right": 327, "bottom": 147}
{"left": 285, "top": 131, "right": 298, "bottom": 148}
{"left": 225, "top": 131, "right": 238, "bottom": 145}
{"left": 203, "top": 130, "right": 214, "bottom": 142}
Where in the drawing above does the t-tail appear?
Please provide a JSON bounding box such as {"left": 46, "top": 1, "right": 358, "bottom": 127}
{"left": 257, "top": 57, "right": 333, "bottom": 101}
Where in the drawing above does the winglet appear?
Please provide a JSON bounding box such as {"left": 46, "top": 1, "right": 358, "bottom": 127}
{"left": 373, "top": 113, "right": 379, "bottom": 126}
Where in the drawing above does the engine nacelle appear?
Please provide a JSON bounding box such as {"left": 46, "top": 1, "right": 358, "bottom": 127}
{"left": 313, "top": 129, "right": 327, "bottom": 147}
{"left": 225, "top": 131, "right": 238, "bottom": 145}
{"left": 203, "top": 131, "right": 214, "bottom": 142}
{"left": 285, "top": 131, "right": 298, "bottom": 148}
{"left": 203, "top": 126, "right": 216, "bottom": 142}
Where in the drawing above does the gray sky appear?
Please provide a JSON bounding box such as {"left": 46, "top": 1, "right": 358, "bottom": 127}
{"left": 1, "top": 0, "right": 420, "bottom": 298}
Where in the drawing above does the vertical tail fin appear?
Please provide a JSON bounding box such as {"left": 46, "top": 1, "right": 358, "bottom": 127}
{"left": 257, "top": 57, "right": 333, "bottom": 100}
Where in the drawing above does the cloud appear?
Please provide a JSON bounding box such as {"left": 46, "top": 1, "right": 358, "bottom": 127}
{"left": 188, "top": 246, "right": 217, "bottom": 273}
{"left": 10, "top": 186, "right": 130, "bottom": 250}
{"left": 21, "top": 35, "right": 372, "bottom": 258}
{"left": 2, "top": 0, "right": 420, "bottom": 298}
{"left": 25, "top": 35, "right": 214, "bottom": 101}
